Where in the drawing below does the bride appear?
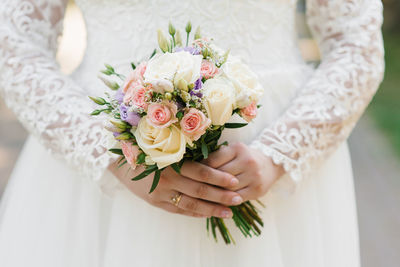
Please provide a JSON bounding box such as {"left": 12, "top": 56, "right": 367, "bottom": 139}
{"left": 0, "top": 0, "right": 384, "bottom": 266}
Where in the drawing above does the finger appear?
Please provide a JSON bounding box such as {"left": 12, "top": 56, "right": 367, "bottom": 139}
{"left": 156, "top": 202, "right": 207, "bottom": 218}
{"left": 236, "top": 183, "right": 268, "bottom": 202}
{"left": 173, "top": 178, "right": 243, "bottom": 206}
{"left": 180, "top": 161, "right": 239, "bottom": 188}
{"left": 176, "top": 194, "right": 233, "bottom": 218}
{"left": 202, "top": 145, "right": 236, "bottom": 169}
{"left": 218, "top": 158, "right": 244, "bottom": 176}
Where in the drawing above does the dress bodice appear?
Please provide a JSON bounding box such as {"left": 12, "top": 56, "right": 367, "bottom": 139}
{"left": 72, "top": 0, "right": 307, "bottom": 95}
{"left": 72, "top": 0, "right": 311, "bottom": 146}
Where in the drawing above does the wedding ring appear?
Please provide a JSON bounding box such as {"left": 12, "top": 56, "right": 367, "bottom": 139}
{"left": 171, "top": 192, "right": 183, "bottom": 207}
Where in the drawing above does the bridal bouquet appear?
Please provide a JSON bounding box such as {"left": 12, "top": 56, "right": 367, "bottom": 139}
{"left": 91, "top": 22, "right": 264, "bottom": 244}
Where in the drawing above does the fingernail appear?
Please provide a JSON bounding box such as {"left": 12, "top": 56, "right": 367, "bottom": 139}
{"left": 230, "top": 178, "right": 239, "bottom": 186}
{"left": 220, "top": 210, "right": 232, "bottom": 218}
{"left": 231, "top": 196, "right": 243, "bottom": 205}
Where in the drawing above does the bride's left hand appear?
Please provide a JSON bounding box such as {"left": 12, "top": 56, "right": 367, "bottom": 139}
{"left": 203, "top": 142, "right": 285, "bottom": 201}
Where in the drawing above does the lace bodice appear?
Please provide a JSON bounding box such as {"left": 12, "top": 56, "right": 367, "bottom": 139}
{"left": 0, "top": 0, "right": 384, "bottom": 189}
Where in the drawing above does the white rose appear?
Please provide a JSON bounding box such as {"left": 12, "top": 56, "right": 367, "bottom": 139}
{"left": 134, "top": 118, "right": 187, "bottom": 169}
{"left": 144, "top": 51, "right": 202, "bottom": 90}
{"left": 173, "top": 51, "right": 202, "bottom": 85}
{"left": 202, "top": 77, "right": 235, "bottom": 126}
{"left": 222, "top": 56, "right": 264, "bottom": 108}
{"left": 145, "top": 78, "right": 174, "bottom": 93}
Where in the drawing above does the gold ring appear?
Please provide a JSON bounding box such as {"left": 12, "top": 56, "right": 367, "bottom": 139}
{"left": 171, "top": 192, "right": 183, "bottom": 207}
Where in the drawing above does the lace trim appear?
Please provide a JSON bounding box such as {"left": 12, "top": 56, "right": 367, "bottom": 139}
{"left": 251, "top": 0, "right": 385, "bottom": 183}
{"left": 0, "top": 0, "right": 118, "bottom": 186}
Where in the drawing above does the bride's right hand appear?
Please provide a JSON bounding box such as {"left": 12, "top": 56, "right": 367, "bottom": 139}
{"left": 108, "top": 160, "right": 243, "bottom": 218}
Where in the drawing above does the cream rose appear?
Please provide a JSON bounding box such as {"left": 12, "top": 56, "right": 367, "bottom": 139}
{"left": 222, "top": 56, "right": 264, "bottom": 108}
{"left": 144, "top": 51, "right": 202, "bottom": 89}
{"left": 134, "top": 118, "right": 187, "bottom": 169}
{"left": 202, "top": 77, "right": 235, "bottom": 126}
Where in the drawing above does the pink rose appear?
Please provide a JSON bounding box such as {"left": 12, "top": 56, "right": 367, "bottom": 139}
{"left": 240, "top": 101, "right": 257, "bottom": 122}
{"left": 146, "top": 101, "right": 178, "bottom": 128}
{"left": 200, "top": 60, "right": 219, "bottom": 79}
{"left": 136, "top": 61, "right": 147, "bottom": 77}
{"left": 180, "top": 108, "right": 211, "bottom": 141}
{"left": 122, "top": 61, "right": 148, "bottom": 93}
{"left": 120, "top": 140, "right": 140, "bottom": 169}
{"left": 123, "top": 85, "right": 149, "bottom": 110}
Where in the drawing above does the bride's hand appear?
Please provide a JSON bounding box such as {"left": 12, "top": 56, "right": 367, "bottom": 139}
{"left": 203, "top": 143, "right": 285, "bottom": 201}
{"left": 108, "top": 160, "right": 243, "bottom": 219}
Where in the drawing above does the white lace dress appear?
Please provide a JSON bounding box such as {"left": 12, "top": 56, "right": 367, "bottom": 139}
{"left": 0, "top": 0, "right": 384, "bottom": 266}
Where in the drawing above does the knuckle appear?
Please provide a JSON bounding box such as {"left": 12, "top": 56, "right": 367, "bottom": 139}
{"left": 254, "top": 170, "right": 263, "bottom": 181}
{"left": 185, "top": 199, "right": 199, "bottom": 212}
{"left": 233, "top": 142, "right": 246, "bottom": 151}
{"left": 211, "top": 206, "right": 222, "bottom": 217}
{"left": 222, "top": 174, "right": 233, "bottom": 187}
{"left": 220, "top": 192, "right": 233, "bottom": 204}
{"left": 195, "top": 184, "right": 209, "bottom": 198}
{"left": 245, "top": 157, "right": 257, "bottom": 167}
{"left": 254, "top": 183, "right": 266, "bottom": 195}
{"left": 199, "top": 167, "right": 211, "bottom": 182}
{"left": 206, "top": 159, "right": 218, "bottom": 169}
{"left": 158, "top": 174, "right": 171, "bottom": 187}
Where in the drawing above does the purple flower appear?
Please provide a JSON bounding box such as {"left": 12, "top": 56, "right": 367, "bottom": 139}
{"left": 194, "top": 78, "right": 203, "bottom": 90}
{"left": 115, "top": 88, "right": 125, "bottom": 104}
{"left": 175, "top": 46, "right": 201, "bottom": 55}
{"left": 190, "top": 78, "right": 203, "bottom": 98}
{"left": 119, "top": 104, "right": 141, "bottom": 126}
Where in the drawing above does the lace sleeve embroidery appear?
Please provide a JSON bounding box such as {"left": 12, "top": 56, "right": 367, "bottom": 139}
{"left": 250, "top": 0, "right": 385, "bottom": 182}
{"left": 0, "top": 0, "right": 118, "bottom": 182}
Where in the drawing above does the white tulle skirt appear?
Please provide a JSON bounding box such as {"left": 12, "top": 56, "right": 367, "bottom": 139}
{"left": 0, "top": 134, "right": 360, "bottom": 267}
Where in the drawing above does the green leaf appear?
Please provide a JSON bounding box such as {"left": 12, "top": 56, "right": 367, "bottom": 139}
{"left": 176, "top": 111, "right": 184, "bottom": 120}
{"left": 104, "top": 63, "right": 114, "bottom": 71}
{"left": 131, "top": 165, "right": 158, "bottom": 181}
{"left": 89, "top": 96, "right": 107, "bottom": 105}
{"left": 149, "top": 49, "right": 157, "bottom": 59}
{"left": 100, "top": 69, "right": 113, "bottom": 75}
{"left": 171, "top": 163, "right": 181, "bottom": 174}
{"left": 109, "top": 148, "right": 123, "bottom": 155}
{"left": 90, "top": 110, "right": 102, "bottom": 116}
{"left": 131, "top": 62, "right": 136, "bottom": 70}
{"left": 136, "top": 153, "right": 146, "bottom": 164}
{"left": 149, "top": 169, "right": 161, "bottom": 193}
{"left": 220, "top": 141, "right": 228, "bottom": 146}
{"left": 118, "top": 160, "right": 127, "bottom": 168}
{"left": 115, "top": 132, "right": 132, "bottom": 140}
{"left": 201, "top": 139, "right": 209, "bottom": 159}
{"left": 224, "top": 123, "right": 248, "bottom": 128}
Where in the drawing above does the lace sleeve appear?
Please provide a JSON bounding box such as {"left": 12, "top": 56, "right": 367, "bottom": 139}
{"left": 0, "top": 0, "right": 118, "bottom": 184}
{"left": 250, "top": 0, "right": 385, "bottom": 183}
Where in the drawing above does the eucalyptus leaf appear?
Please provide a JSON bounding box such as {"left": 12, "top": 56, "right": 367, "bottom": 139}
{"left": 131, "top": 165, "right": 158, "bottom": 181}
{"left": 224, "top": 123, "right": 248, "bottom": 128}
{"left": 201, "top": 140, "right": 209, "bottom": 159}
{"left": 136, "top": 153, "right": 146, "bottom": 164}
{"left": 149, "top": 169, "right": 161, "bottom": 193}
{"left": 109, "top": 148, "right": 123, "bottom": 155}
{"left": 171, "top": 163, "right": 181, "bottom": 174}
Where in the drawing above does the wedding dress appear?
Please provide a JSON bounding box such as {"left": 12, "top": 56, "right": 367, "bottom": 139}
{"left": 0, "top": 0, "right": 384, "bottom": 266}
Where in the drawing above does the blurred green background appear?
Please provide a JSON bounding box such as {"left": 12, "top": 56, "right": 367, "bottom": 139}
{"left": 0, "top": 1, "right": 399, "bottom": 266}
{"left": 370, "top": 0, "right": 400, "bottom": 157}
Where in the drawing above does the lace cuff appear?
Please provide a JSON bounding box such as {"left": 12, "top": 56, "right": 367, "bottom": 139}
{"left": 251, "top": 0, "right": 384, "bottom": 185}
{"left": 0, "top": 0, "right": 120, "bottom": 192}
